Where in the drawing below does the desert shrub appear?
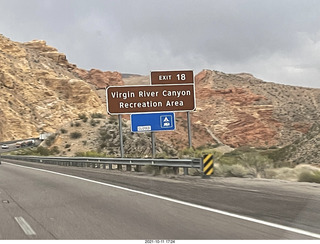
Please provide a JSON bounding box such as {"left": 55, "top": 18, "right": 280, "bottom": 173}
{"left": 264, "top": 169, "right": 278, "bottom": 179}
{"left": 45, "top": 134, "right": 56, "bottom": 147}
{"left": 213, "top": 164, "right": 233, "bottom": 177}
{"left": 299, "top": 171, "right": 320, "bottom": 183}
{"left": 238, "top": 152, "right": 271, "bottom": 177}
{"left": 91, "top": 113, "right": 104, "bottom": 118}
{"left": 78, "top": 113, "right": 88, "bottom": 122}
{"left": 229, "top": 164, "right": 251, "bottom": 177}
{"left": 179, "top": 147, "right": 222, "bottom": 159}
{"left": 90, "top": 119, "right": 100, "bottom": 127}
{"left": 214, "top": 164, "right": 255, "bottom": 177}
{"left": 51, "top": 146, "right": 60, "bottom": 154}
{"left": 99, "top": 142, "right": 108, "bottom": 149}
{"left": 217, "top": 149, "right": 273, "bottom": 178}
{"left": 108, "top": 116, "right": 118, "bottom": 124}
{"left": 60, "top": 128, "right": 68, "bottom": 134}
{"left": 70, "top": 132, "right": 82, "bottom": 139}
{"left": 100, "top": 130, "right": 112, "bottom": 140}
{"left": 155, "top": 152, "right": 169, "bottom": 159}
{"left": 36, "top": 146, "right": 51, "bottom": 156}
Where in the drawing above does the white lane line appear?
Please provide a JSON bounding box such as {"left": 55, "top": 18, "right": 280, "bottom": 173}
{"left": 14, "top": 216, "right": 36, "bottom": 236}
{"left": 4, "top": 161, "right": 320, "bottom": 239}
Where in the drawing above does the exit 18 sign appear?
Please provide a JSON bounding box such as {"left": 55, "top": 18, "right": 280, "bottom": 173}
{"left": 150, "top": 70, "right": 194, "bottom": 85}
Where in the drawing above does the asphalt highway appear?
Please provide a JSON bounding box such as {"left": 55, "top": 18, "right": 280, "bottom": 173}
{"left": 0, "top": 159, "right": 319, "bottom": 240}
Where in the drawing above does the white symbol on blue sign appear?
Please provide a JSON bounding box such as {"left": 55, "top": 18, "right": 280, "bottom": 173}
{"left": 160, "top": 115, "right": 173, "bottom": 128}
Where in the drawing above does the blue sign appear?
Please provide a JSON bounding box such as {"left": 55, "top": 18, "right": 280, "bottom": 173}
{"left": 131, "top": 112, "right": 175, "bottom": 132}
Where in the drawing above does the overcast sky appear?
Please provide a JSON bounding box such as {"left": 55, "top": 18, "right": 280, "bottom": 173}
{"left": 0, "top": 0, "right": 320, "bottom": 88}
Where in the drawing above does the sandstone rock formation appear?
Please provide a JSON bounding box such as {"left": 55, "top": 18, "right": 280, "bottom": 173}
{"left": 74, "top": 68, "right": 123, "bottom": 89}
{"left": 123, "top": 70, "right": 320, "bottom": 149}
{"left": 193, "top": 70, "right": 320, "bottom": 148}
{"left": 0, "top": 35, "right": 122, "bottom": 141}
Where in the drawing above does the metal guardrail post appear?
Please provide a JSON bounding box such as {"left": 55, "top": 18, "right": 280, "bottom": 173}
{"left": 136, "top": 165, "right": 142, "bottom": 172}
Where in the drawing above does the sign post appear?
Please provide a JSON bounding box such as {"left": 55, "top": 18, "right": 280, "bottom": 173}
{"left": 151, "top": 132, "right": 156, "bottom": 158}
{"left": 118, "top": 114, "right": 124, "bottom": 160}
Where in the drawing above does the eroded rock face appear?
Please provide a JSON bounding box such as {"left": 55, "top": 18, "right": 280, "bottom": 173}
{"left": 74, "top": 68, "right": 124, "bottom": 89}
{"left": 193, "top": 69, "right": 320, "bottom": 147}
{"left": 127, "top": 69, "right": 320, "bottom": 149}
{"left": 0, "top": 35, "right": 109, "bottom": 141}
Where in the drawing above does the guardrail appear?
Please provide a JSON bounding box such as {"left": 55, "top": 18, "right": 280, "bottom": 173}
{"left": 0, "top": 155, "right": 201, "bottom": 175}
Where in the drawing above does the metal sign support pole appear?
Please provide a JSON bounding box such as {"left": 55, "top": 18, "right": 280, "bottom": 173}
{"left": 118, "top": 114, "right": 124, "bottom": 158}
{"left": 187, "top": 111, "right": 192, "bottom": 148}
{"left": 151, "top": 132, "right": 156, "bottom": 158}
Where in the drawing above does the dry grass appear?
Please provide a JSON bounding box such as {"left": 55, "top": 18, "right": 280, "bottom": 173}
{"left": 265, "top": 164, "right": 320, "bottom": 182}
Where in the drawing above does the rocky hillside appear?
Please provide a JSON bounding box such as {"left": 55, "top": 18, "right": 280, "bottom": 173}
{"left": 1, "top": 34, "right": 320, "bottom": 165}
{"left": 267, "top": 123, "right": 320, "bottom": 165}
{"left": 122, "top": 70, "right": 320, "bottom": 151}
{"left": 193, "top": 70, "right": 320, "bottom": 148}
{"left": 0, "top": 35, "right": 122, "bottom": 141}
{"left": 41, "top": 115, "right": 177, "bottom": 158}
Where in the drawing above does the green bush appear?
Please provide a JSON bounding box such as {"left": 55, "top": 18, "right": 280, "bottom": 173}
{"left": 91, "top": 113, "right": 104, "bottom": 118}
{"left": 108, "top": 116, "right": 118, "bottom": 124}
{"left": 299, "top": 171, "right": 320, "bottom": 183}
{"left": 178, "top": 147, "right": 222, "bottom": 159}
{"left": 70, "top": 132, "right": 82, "bottom": 139}
{"left": 45, "top": 134, "right": 56, "bottom": 147}
{"left": 78, "top": 113, "right": 88, "bottom": 122}
{"left": 51, "top": 146, "right": 60, "bottom": 154}
{"left": 90, "top": 119, "right": 100, "bottom": 127}
{"left": 230, "top": 164, "right": 251, "bottom": 177}
{"left": 36, "top": 146, "right": 51, "bottom": 156}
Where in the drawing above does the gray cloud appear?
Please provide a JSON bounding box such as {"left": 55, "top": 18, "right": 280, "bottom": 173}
{"left": 0, "top": 0, "right": 319, "bottom": 88}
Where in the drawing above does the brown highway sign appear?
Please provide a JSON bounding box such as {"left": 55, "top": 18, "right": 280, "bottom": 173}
{"left": 151, "top": 70, "right": 194, "bottom": 85}
{"left": 106, "top": 84, "right": 195, "bottom": 114}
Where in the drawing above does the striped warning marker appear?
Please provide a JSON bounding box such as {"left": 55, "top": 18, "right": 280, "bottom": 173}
{"left": 203, "top": 154, "right": 214, "bottom": 176}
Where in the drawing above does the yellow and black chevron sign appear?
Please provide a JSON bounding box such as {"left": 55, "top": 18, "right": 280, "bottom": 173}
{"left": 203, "top": 154, "right": 214, "bottom": 176}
